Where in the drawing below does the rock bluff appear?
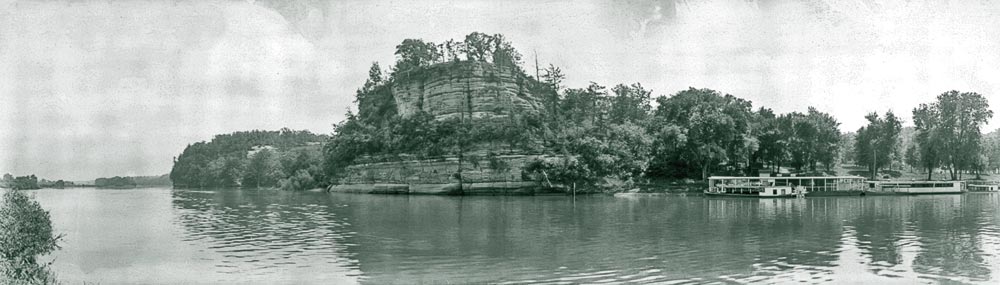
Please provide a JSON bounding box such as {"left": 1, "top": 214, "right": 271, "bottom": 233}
{"left": 391, "top": 61, "right": 544, "bottom": 120}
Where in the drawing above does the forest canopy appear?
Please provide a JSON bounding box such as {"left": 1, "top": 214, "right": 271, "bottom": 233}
{"left": 170, "top": 32, "right": 996, "bottom": 192}
{"left": 169, "top": 129, "right": 328, "bottom": 190}
{"left": 319, "top": 32, "right": 850, "bottom": 190}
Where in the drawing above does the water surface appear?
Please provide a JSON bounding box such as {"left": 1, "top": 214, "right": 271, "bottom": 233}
{"left": 30, "top": 188, "right": 1000, "bottom": 284}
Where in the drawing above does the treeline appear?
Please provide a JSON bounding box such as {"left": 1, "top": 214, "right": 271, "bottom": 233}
{"left": 2, "top": 174, "right": 78, "bottom": 189}
{"left": 903, "top": 91, "right": 994, "bottom": 180}
{"left": 321, "top": 32, "right": 850, "bottom": 191}
{"left": 169, "top": 129, "right": 327, "bottom": 190}
{"left": 177, "top": 33, "right": 996, "bottom": 191}
{"left": 95, "top": 176, "right": 135, "bottom": 188}
{"left": 2, "top": 174, "right": 40, "bottom": 190}
{"left": 94, "top": 174, "right": 170, "bottom": 188}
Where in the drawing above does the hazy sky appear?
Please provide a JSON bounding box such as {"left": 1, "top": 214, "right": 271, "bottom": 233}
{"left": 2, "top": 0, "right": 999, "bottom": 180}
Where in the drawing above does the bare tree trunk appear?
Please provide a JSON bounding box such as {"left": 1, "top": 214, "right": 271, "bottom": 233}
{"left": 702, "top": 164, "right": 709, "bottom": 181}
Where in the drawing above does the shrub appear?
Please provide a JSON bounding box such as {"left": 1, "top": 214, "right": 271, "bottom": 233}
{"left": 0, "top": 190, "right": 62, "bottom": 284}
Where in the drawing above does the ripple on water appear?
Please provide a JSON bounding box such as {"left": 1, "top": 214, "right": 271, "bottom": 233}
{"left": 30, "top": 189, "right": 1000, "bottom": 284}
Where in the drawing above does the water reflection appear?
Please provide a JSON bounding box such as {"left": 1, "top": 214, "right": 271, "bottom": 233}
{"left": 169, "top": 189, "right": 362, "bottom": 283}
{"left": 31, "top": 189, "right": 1000, "bottom": 284}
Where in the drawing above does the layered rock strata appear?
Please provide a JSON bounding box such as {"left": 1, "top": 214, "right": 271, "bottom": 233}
{"left": 391, "top": 61, "right": 543, "bottom": 120}
{"left": 330, "top": 154, "right": 558, "bottom": 195}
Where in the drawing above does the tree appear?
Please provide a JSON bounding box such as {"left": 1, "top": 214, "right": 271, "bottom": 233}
{"left": 1, "top": 189, "right": 62, "bottom": 283}
{"left": 911, "top": 91, "right": 993, "bottom": 180}
{"left": 753, "top": 107, "right": 788, "bottom": 173}
{"left": 904, "top": 144, "right": 920, "bottom": 172}
{"left": 984, "top": 130, "right": 1000, "bottom": 174}
{"left": 913, "top": 104, "right": 942, "bottom": 180}
{"left": 538, "top": 64, "right": 565, "bottom": 121}
{"left": 806, "top": 107, "right": 842, "bottom": 171}
{"left": 855, "top": 111, "right": 902, "bottom": 179}
{"left": 393, "top": 39, "right": 442, "bottom": 73}
{"left": 559, "top": 83, "right": 608, "bottom": 126}
{"left": 653, "top": 88, "right": 754, "bottom": 179}
{"left": 12, "top": 175, "right": 39, "bottom": 190}
{"left": 608, "top": 83, "right": 652, "bottom": 125}
{"left": 242, "top": 149, "right": 284, "bottom": 188}
{"left": 933, "top": 91, "right": 993, "bottom": 180}
{"left": 461, "top": 32, "right": 492, "bottom": 62}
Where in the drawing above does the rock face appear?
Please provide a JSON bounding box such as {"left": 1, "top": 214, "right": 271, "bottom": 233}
{"left": 331, "top": 154, "right": 556, "bottom": 195}
{"left": 391, "top": 61, "right": 543, "bottom": 120}
{"left": 331, "top": 61, "right": 555, "bottom": 195}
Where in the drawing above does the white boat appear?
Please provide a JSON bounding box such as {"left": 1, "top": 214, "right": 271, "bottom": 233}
{"left": 706, "top": 176, "right": 866, "bottom": 197}
{"left": 865, "top": 181, "right": 964, "bottom": 194}
{"left": 967, "top": 183, "right": 999, "bottom": 193}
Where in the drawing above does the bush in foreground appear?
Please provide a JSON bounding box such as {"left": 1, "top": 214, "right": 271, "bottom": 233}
{"left": 0, "top": 190, "right": 62, "bottom": 284}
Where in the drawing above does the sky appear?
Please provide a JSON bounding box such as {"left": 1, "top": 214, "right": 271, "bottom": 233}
{"left": 2, "top": 0, "right": 999, "bottom": 180}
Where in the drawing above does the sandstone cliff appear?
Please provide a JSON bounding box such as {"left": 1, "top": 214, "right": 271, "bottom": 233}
{"left": 391, "top": 61, "right": 544, "bottom": 120}
{"left": 331, "top": 154, "right": 554, "bottom": 195}
{"left": 331, "top": 61, "right": 554, "bottom": 194}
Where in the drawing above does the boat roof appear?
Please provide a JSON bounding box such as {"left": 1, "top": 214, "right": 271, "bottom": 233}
{"left": 709, "top": 176, "right": 865, "bottom": 180}
{"left": 869, "top": 180, "right": 963, "bottom": 183}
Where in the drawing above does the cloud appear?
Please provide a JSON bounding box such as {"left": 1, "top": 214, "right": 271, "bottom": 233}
{"left": 0, "top": 0, "right": 331, "bottom": 180}
{"left": 2, "top": 0, "right": 999, "bottom": 180}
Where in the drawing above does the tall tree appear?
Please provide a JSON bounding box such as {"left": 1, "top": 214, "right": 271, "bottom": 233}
{"left": 653, "top": 88, "right": 754, "bottom": 179}
{"left": 560, "top": 82, "right": 607, "bottom": 126}
{"left": 912, "top": 104, "right": 942, "bottom": 180}
{"left": 806, "top": 107, "right": 842, "bottom": 171}
{"left": 242, "top": 149, "right": 284, "bottom": 188}
{"left": 854, "top": 111, "right": 902, "bottom": 179}
{"left": 753, "top": 107, "right": 787, "bottom": 173}
{"left": 393, "top": 38, "right": 441, "bottom": 73}
{"left": 608, "top": 83, "right": 652, "bottom": 125}
{"left": 984, "top": 130, "right": 1000, "bottom": 175}
{"left": 912, "top": 91, "right": 993, "bottom": 180}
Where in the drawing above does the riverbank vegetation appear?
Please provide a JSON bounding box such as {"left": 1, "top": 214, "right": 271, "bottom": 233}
{"left": 4, "top": 175, "right": 41, "bottom": 190}
{"left": 0, "top": 189, "right": 62, "bottom": 284}
{"left": 321, "top": 32, "right": 854, "bottom": 192}
{"left": 169, "top": 32, "right": 996, "bottom": 192}
{"left": 92, "top": 174, "right": 171, "bottom": 188}
{"left": 169, "top": 129, "right": 327, "bottom": 190}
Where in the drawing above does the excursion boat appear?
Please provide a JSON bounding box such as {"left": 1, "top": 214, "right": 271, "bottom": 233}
{"left": 706, "top": 176, "right": 867, "bottom": 198}
{"left": 864, "top": 180, "right": 964, "bottom": 194}
{"left": 967, "top": 183, "right": 999, "bottom": 193}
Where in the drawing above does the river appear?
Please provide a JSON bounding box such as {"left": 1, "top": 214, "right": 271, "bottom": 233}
{"left": 27, "top": 188, "right": 1000, "bottom": 284}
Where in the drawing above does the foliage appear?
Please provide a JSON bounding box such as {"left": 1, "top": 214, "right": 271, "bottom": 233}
{"left": 94, "top": 176, "right": 137, "bottom": 188}
{"left": 854, "top": 111, "right": 903, "bottom": 178}
{"left": 241, "top": 149, "right": 284, "bottom": 188}
{"left": 904, "top": 144, "right": 920, "bottom": 171}
{"left": 650, "top": 88, "right": 755, "bottom": 179}
{"left": 11, "top": 176, "right": 39, "bottom": 190}
{"left": 911, "top": 91, "right": 993, "bottom": 180}
{"left": 323, "top": 110, "right": 545, "bottom": 170}
{"left": 913, "top": 104, "right": 943, "bottom": 179}
{"left": 279, "top": 169, "right": 318, "bottom": 191}
{"left": 327, "top": 34, "right": 855, "bottom": 186}
{"left": 984, "top": 130, "right": 1000, "bottom": 174}
{"left": 524, "top": 156, "right": 593, "bottom": 188}
{"left": 390, "top": 32, "right": 523, "bottom": 76}
{"left": 0, "top": 190, "right": 62, "bottom": 284}
{"left": 608, "top": 83, "right": 652, "bottom": 125}
{"left": 169, "top": 129, "right": 327, "bottom": 190}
